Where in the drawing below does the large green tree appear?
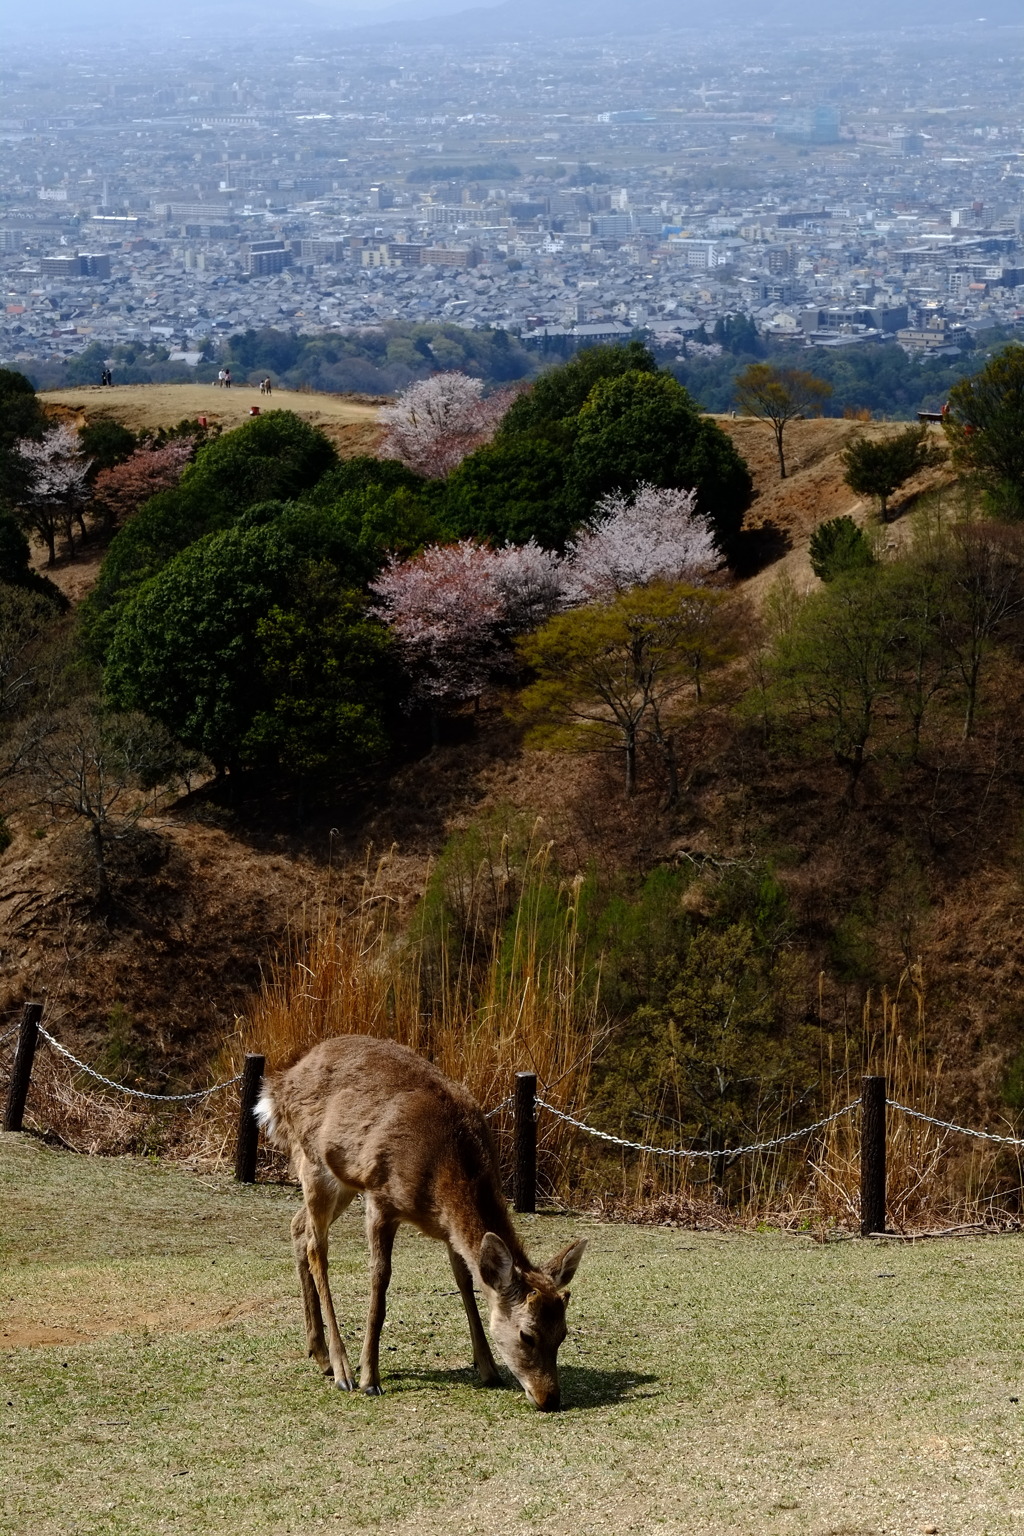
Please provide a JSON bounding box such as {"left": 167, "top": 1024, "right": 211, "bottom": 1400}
{"left": 943, "top": 343, "right": 1024, "bottom": 519}
{"left": 83, "top": 410, "right": 339, "bottom": 660}
{"left": 249, "top": 564, "right": 396, "bottom": 779}
{"left": 443, "top": 434, "right": 577, "bottom": 549}
{"left": 104, "top": 522, "right": 394, "bottom": 780}
{"left": 565, "top": 371, "right": 753, "bottom": 551}
{"left": 0, "top": 369, "right": 45, "bottom": 504}
{"left": 497, "top": 340, "right": 658, "bottom": 438}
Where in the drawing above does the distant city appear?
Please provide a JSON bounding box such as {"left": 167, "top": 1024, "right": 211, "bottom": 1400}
{"left": 2, "top": 18, "right": 1022, "bottom": 389}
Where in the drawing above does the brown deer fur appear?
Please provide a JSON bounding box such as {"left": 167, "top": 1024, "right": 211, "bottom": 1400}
{"left": 255, "top": 1035, "right": 586, "bottom": 1410}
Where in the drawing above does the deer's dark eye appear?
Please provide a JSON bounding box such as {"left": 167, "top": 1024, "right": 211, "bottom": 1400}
{"left": 520, "top": 1330, "right": 536, "bottom": 1347}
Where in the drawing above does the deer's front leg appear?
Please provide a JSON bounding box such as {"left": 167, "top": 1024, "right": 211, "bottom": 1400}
{"left": 360, "top": 1199, "right": 398, "bottom": 1396}
{"left": 447, "top": 1244, "right": 501, "bottom": 1386}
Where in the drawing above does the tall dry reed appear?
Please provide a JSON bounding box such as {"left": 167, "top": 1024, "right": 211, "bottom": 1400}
{"left": 808, "top": 974, "right": 1022, "bottom": 1230}
{"left": 218, "top": 839, "right": 601, "bottom": 1196}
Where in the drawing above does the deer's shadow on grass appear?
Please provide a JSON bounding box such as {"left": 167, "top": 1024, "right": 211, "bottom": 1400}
{"left": 558, "top": 1366, "right": 659, "bottom": 1408}
{"left": 385, "top": 1365, "right": 658, "bottom": 1409}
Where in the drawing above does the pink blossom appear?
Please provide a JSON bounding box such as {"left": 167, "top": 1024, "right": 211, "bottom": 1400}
{"left": 491, "top": 540, "right": 567, "bottom": 633}
{"left": 371, "top": 540, "right": 506, "bottom": 706}
{"left": 18, "top": 424, "right": 91, "bottom": 508}
{"left": 563, "top": 482, "right": 719, "bottom": 604}
{"left": 379, "top": 372, "right": 513, "bottom": 478}
{"left": 93, "top": 439, "right": 193, "bottom": 528}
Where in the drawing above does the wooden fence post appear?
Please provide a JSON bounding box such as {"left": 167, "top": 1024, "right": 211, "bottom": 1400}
{"left": 234, "top": 1053, "right": 265, "bottom": 1184}
{"left": 860, "top": 1075, "right": 887, "bottom": 1236}
{"left": 3, "top": 1003, "right": 43, "bottom": 1134}
{"left": 514, "top": 1071, "right": 537, "bottom": 1214}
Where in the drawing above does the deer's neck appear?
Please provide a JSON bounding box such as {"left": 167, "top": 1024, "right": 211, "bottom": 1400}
{"left": 442, "top": 1164, "right": 530, "bottom": 1278}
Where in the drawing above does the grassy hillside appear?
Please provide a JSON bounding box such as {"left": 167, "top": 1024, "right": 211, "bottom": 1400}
{"left": 3, "top": 404, "right": 946, "bottom": 1072}
{"left": 41, "top": 382, "right": 383, "bottom": 457}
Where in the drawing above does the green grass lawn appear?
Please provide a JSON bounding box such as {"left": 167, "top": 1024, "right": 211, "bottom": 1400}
{"left": 2, "top": 1132, "right": 1024, "bottom": 1536}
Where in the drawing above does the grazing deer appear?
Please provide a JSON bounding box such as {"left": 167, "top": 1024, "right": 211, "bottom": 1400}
{"left": 254, "top": 1035, "right": 586, "bottom": 1411}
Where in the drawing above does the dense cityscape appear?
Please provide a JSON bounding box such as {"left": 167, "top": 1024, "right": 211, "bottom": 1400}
{"left": 2, "top": 15, "right": 1022, "bottom": 393}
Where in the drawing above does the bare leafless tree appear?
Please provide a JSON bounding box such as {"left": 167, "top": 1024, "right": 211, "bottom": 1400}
{"left": 27, "top": 704, "right": 187, "bottom": 908}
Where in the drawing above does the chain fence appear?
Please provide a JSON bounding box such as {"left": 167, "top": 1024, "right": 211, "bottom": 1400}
{"left": 35, "top": 1024, "right": 243, "bottom": 1104}
{"left": 536, "top": 1097, "right": 863, "bottom": 1160}
{"left": 8, "top": 1006, "right": 1024, "bottom": 1222}
{"left": 886, "top": 1098, "right": 1024, "bottom": 1148}
{"left": 484, "top": 1093, "right": 516, "bottom": 1121}
{"left": 534, "top": 1095, "right": 1024, "bottom": 1162}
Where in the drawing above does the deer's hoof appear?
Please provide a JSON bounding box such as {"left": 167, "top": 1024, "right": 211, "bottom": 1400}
{"left": 363, "top": 1384, "right": 385, "bottom": 1397}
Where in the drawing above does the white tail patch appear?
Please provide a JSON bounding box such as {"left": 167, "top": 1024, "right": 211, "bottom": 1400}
{"left": 253, "top": 1090, "right": 276, "bottom": 1138}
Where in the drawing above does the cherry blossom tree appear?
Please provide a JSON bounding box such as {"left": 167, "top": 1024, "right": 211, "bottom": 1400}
{"left": 92, "top": 439, "right": 193, "bottom": 534}
{"left": 371, "top": 541, "right": 506, "bottom": 732}
{"left": 379, "top": 372, "right": 513, "bottom": 478}
{"left": 17, "top": 424, "right": 92, "bottom": 565}
{"left": 563, "top": 482, "right": 719, "bottom": 605}
{"left": 491, "top": 540, "right": 567, "bottom": 634}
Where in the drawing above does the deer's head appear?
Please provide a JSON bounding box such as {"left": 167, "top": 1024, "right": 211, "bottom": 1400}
{"left": 478, "top": 1233, "right": 587, "bottom": 1411}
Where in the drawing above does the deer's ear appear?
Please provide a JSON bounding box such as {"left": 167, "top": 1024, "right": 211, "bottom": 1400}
{"left": 479, "top": 1233, "right": 518, "bottom": 1293}
{"left": 546, "top": 1237, "right": 587, "bottom": 1290}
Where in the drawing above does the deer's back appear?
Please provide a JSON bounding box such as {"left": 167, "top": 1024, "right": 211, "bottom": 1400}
{"left": 267, "top": 1035, "right": 500, "bottom": 1229}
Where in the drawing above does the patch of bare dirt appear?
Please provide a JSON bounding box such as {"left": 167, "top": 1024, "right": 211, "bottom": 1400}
{"left": 29, "top": 541, "right": 105, "bottom": 603}
{"left": 1, "top": 1298, "right": 267, "bottom": 1349}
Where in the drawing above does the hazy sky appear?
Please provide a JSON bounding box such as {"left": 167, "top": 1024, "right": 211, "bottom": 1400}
{"left": 2, "top": 0, "right": 509, "bottom": 44}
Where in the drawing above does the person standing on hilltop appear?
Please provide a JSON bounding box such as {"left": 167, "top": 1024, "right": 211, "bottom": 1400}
{"left": 223, "top": 368, "right": 232, "bottom": 388}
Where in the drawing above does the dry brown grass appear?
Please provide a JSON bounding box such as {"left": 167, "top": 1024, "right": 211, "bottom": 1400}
{"left": 9, "top": 947, "right": 1024, "bottom": 1232}
{"left": 208, "top": 838, "right": 599, "bottom": 1194}
{"left": 7, "top": 838, "right": 1022, "bottom": 1232}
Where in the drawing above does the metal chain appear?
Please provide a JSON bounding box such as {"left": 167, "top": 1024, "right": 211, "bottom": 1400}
{"left": 535, "top": 1097, "right": 862, "bottom": 1160}
{"left": 484, "top": 1093, "right": 515, "bottom": 1121}
{"left": 0, "top": 1023, "right": 20, "bottom": 1048}
{"left": 887, "top": 1098, "right": 1024, "bottom": 1147}
{"left": 38, "top": 1025, "right": 243, "bottom": 1103}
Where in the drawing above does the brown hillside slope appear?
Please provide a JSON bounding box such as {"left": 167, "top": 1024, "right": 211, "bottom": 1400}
{"left": 0, "top": 405, "right": 970, "bottom": 1113}
{"left": 0, "top": 810, "right": 325, "bottom": 1088}
{"left": 713, "top": 414, "right": 954, "bottom": 598}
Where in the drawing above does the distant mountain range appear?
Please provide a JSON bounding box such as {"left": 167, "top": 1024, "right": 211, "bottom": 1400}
{"left": 4, "top": 0, "right": 497, "bottom": 41}
{"left": 11, "top": 0, "right": 1022, "bottom": 42}
{"left": 348, "top": 0, "right": 1024, "bottom": 43}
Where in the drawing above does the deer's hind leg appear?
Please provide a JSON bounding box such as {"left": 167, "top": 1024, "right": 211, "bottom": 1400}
{"left": 295, "top": 1152, "right": 358, "bottom": 1390}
